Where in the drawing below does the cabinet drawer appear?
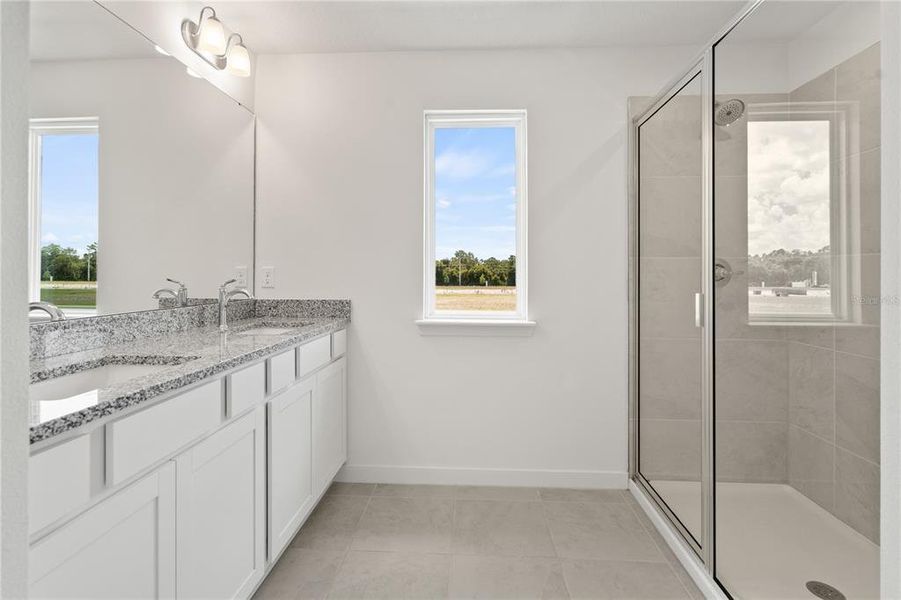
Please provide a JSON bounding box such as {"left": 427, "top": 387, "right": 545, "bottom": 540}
{"left": 298, "top": 336, "right": 331, "bottom": 378}
{"left": 106, "top": 380, "right": 222, "bottom": 485}
{"left": 268, "top": 349, "right": 296, "bottom": 394}
{"left": 29, "top": 435, "right": 92, "bottom": 533}
{"left": 332, "top": 329, "right": 347, "bottom": 358}
{"left": 228, "top": 363, "right": 265, "bottom": 417}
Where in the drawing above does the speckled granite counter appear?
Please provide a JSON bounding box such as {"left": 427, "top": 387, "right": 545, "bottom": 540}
{"left": 30, "top": 309, "right": 348, "bottom": 445}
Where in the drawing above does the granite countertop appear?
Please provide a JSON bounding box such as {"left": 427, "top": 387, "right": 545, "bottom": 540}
{"left": 30, "top": 316, "right": 348, "bottom": 445}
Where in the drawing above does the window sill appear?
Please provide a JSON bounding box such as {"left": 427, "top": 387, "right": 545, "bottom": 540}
{"left": 415, "top": 318, "right": 537, "bottom": 337}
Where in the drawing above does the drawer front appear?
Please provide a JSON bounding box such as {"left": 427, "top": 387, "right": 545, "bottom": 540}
{"left": 106, "top": 380, "right": 223, "bottom": 485}
{"left": 268, "top": 349, "right": 297, "bottom": 394}
{"left": 331, "top": 329, "right": 347, "bottom": 358}
{"left": 29, "top": 435, "right": 92, "bottom": 533}
{"left": 228, "top": 363, "right": 266, "bottom": 417}
{"left": 298, "top": 336, "right": 331, "bottom": 378}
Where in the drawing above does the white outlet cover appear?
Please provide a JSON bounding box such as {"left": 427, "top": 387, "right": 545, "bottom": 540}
{"left": 235, "top": 266, "right": 248, "bottom": 286}
{"left": 262, "top": 266, "right": 275, "bottom": 289}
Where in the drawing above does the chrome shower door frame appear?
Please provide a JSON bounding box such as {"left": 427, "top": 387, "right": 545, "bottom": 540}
{"left": 627, "top": 0, "right": 765, "bottom": 586}
{"left": 628, "top": 54, "right": 714, "bottom": 568}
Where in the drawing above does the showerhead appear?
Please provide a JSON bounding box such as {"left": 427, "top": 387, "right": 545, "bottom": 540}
{"left": 714, "top": 98, "right": 745, "bottom": 127}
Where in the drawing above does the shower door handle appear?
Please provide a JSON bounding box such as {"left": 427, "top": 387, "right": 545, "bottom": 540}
{"left": 694, "top": 292, "right": 704, "bottom": 328}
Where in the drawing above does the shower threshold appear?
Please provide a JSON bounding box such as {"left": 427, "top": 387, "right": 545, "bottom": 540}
{"left": 649, "top": 480, "right": 878, "bottom": 600}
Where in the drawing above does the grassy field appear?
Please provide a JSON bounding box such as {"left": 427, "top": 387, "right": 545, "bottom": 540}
{"left": 435, "top": 286, "right": 516, "bottom": 312}
{"left": 40, "top": 281, "right": 96, "bottom": 308}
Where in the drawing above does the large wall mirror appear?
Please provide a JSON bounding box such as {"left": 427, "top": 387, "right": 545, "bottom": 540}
{"left": 28, "top": 1, "right": 254, "bottom": 320}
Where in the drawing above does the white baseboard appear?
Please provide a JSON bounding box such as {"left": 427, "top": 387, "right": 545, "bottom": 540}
{"left": 336, "top": 464, "right": 628, "bottom": 489}
{"left": 628, "top": 481, "right": 726, "bottom": 600}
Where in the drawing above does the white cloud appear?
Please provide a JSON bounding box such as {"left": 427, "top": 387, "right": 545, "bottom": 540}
{"left": 435, "top": 149, "right": 493, "bottom": 180}
{"left": 42, "top": 232, "right": 58, "bottom": 243}
{"left": 437, "top": 197, "right": 451, "bottom": 209}
{"left": 747, "top": 120, "right": 831, "bottom": 255}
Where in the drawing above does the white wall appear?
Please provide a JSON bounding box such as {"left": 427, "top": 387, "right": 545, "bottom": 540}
{"left": 0, "top": 1, "right": 31, "bottom": 595}
{"left": 255, "top": 46, "right": 696, "bottom": 487}
{"left": 30, "top": 57, "right": 254, "bottom": 314}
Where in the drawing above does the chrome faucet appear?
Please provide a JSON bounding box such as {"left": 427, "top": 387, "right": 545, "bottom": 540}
{"left": 29, "top": 301, "right": 66, "bottom": 321}
{"left": 218, "top": 278, "right": 253, "bottom": 333}
{"left": 152, "top": 278, "right": 189, "bottom": 307}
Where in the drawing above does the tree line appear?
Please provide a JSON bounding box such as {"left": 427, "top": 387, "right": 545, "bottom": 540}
{"left": 436, "top": 250, "right": 515, "bottom": 287}
{"left": 748, "top": 246, "right": 830, "bottom": 287}
{"left": 41, "top": 243, "right": 97, "bottom": 282}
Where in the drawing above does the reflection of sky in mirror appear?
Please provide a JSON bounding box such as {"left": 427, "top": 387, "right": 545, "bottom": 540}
{"left": 434, "top": 127, "right": 517, "bottom": 260}
{"left": 747, "top": 120, "right": 830, "bottom": 256}
{"left": 40, "top": 133, "right": 99, "bottom": 255}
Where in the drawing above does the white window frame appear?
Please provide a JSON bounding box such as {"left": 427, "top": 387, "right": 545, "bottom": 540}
{"left": 420, "top": 110, "right": 532, "bottom": 331}
{"left": 28, "top": 117, "right": 100, "bottom": 303}
{"left": 745, "top": 101, "right": 857, "bottom": 325}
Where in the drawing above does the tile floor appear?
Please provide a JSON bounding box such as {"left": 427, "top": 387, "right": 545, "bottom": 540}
{"left": 253, "top": 483, "right": 702, "bottom": 599}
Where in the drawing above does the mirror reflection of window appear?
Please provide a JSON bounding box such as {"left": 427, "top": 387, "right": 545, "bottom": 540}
{"left": 28, "top": 118, "right": 99, "bottom": 318}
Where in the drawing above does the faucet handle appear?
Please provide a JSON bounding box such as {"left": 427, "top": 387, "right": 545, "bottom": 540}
{"left": 220, "top": 278, "right": 237, "bottom": 291}
{"left": 166, "top": 277, "right": 186, "bottom": 289}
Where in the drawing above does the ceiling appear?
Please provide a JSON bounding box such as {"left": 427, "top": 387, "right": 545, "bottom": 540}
{"left": 214, "top": 0, "right": 747, "bottom": 55}
{"left": 31, "top": 1, "right": 160, "bottom": 62}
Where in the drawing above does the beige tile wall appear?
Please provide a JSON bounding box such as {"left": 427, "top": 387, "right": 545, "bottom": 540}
{"left": 783, "top": 43, "right": 881, "bottom": 544}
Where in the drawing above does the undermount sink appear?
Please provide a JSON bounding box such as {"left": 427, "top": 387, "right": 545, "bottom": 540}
{"left": 234, "top": 323, "right": 310, "bottom": 336}
{"left": 31, "top": 363, "right": 165, "bottom": 403}
{"left": 30, "top": 361, "right": 194, "bottom": 425}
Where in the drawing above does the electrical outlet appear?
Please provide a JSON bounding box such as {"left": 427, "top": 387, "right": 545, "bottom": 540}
{"left": 235, "top": 266, "right": 248, "bottom": 287}
{"left": 261, "top": 266, "right": 275, "bottom": 289}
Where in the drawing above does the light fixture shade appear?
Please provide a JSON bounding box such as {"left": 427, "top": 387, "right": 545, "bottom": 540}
{"left": 226, "top": 42, "right": 251, "bottom": 77}
{"left": 197, "top": 15, "right": 226, "bottom": 55}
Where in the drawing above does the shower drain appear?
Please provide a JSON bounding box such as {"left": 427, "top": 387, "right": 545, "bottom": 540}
{"left": 806, "top": 581, "right": 846, "bottom": 600}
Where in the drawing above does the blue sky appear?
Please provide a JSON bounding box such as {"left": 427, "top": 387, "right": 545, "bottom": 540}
{"left": 40, "top": 133, "right": 99, "bottom": 255}
{"left": 434, "top": 127, "right": 517, "bottom": 260}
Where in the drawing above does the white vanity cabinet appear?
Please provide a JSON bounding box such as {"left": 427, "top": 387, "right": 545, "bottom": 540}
{"left": 28, "top": 328, "right": 347, "bottom": 600}
{"left": 313, "top": 356, "right": 347, "bottom": 497}
{"left": 268, "top": 376, "right": 315, "bottom": 560}
{"left": 176, "top": 406, "right": 267, "bottom": 599}
{"left": 29, "top": 463, "right": 176, "bottom": 599}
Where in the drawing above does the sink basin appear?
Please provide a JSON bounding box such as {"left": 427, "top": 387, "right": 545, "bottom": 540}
{"left": 236, "top": 327, "right": 297, "bottom": 336}
{"left": 31, "top": 363, "right": 177, "bottom": 424}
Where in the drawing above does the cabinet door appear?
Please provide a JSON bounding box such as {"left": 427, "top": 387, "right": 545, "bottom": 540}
{"left": 268, "top": 376, "right": 315, "bottom": 560}
{"left": 313, "top": 357, "right": 347, "bottom": 497}
{"left": 176, "top": 407, "right": 266, "bottom": 600}
{"left": 29, "top": 463, "right": 176, "bottom": 599}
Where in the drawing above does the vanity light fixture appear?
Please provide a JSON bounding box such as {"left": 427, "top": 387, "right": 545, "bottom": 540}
{"left": 181, "top": 6, "right": 252, "bottom": 78}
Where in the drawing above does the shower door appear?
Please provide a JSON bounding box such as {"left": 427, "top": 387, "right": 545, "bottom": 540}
{"left": 632, "top": 64, "right": 711, "bottom": 558}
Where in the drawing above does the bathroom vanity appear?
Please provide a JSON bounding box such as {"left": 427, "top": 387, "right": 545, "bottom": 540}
{"left": 27, "top": 304, "right": 349, "bottom": 599}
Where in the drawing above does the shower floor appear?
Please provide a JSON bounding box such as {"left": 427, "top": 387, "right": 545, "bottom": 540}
{"left": 649, "top": 480, "right": 879, "bottom": 600}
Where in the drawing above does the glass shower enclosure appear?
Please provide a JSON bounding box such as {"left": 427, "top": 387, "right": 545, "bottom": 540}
{"left": 629, "top": 1, "right": 882, "bottom": 598}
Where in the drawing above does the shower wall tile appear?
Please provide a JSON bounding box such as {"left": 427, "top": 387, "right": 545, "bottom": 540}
{"left": 713, "top": 175, "right": 748, "bottom": 259}
{"left": 784, "top": 326, "right": 834, "bottom": 350}
{"left": 639, "top": 419, "right": 701, "bottom": 482}
{"left": 639, "top": 94, "right": 701, "bottom": 178}
{"left": 834, "top": 448, "right": 880, "bottom": 544}
{"left": 639, "top": 176, "right": 702, "bottom": 258}
{"left": 638, "top": 257, "right": 701, "bottom": 339}
{"left": 835, "top": 42, "right": 881, "bottom": 155}
{"left": 789, "top": 68, "right": 835, "bottom": 107}
{"left": 845, "top": 148, "right": 881, "bottom": 255}
{"left": 788, "top": 342, "right": 835, "bottom": 441}
{"left": 835, "top": 324, "right": 879, "bottom": 359}
{"left": 835, "top": 352, "right": 880, "bottom": 464}
{"left": 788, "top": 425, "right": 834, "bottom": 512}
{"left": 715, "top": 340, "right": 787, "bottom": 422}
{"left": 715, "top": 421, "right": 787, "bottom": 483}
{"left": 855, "top": 253, "right": 882, "bottom": 326}
{"left": 639, "top": 339, "right": 701, "bottom": 420}
{"left": 714, "top": 258, "right": 785, "bottom": 341}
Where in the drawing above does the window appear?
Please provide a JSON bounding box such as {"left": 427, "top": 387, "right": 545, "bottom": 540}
{"left": 28, "top": 118, "right": 100, "bottom": 317}
{"left": 422, "top": 110, "right": 529, "bottom": 325}
{"left": 745, "top": 102, "right": 851, "bottom": 323}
